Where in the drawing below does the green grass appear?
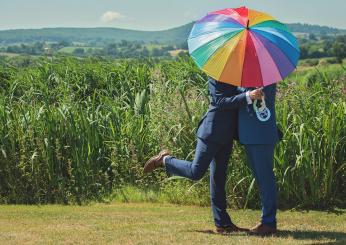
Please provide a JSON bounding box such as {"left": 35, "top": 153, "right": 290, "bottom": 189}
{"left": 0, "top": 52, "right": 20, "bottom": 57}
{"left": 144, "top": 44, "right": 165, "bottom": 51}
{"left": 58, "top": 47, "right": 102, "bottom": 54}
{"left": 0, "top": 203, "right": 345, "bottom": 245}
{"left": 57, "top": 46, "right": 76, "bottom": 53}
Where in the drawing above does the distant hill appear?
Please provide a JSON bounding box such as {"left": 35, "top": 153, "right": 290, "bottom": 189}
{"left": 287, "top": 23, "right": 345, "bottom": 35}
{"left": 0, "top": 24, "right": 193, "bottom": 45}
{"left": 0, "top": 22, "right": 344, "bottom": 45}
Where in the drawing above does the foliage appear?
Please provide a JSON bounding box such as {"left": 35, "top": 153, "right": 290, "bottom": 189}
{"left": 0, "top": 56, "right": 345, "bottom": 209}
{"left": 3, "top": 41, "right": 176, "bottom": 59}
{"left": 332, "top": 36, "right": 346, "bottom": 62}
{"left": 1, "top": 23, "right": 345, "bottom": 61}
{"left": 300, "top": 35, "right": 346, "bottom": 61}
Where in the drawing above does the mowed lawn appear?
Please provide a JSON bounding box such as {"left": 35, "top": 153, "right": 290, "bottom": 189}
{"left": 0, "top": 203, "right": 345, "bottom": 245}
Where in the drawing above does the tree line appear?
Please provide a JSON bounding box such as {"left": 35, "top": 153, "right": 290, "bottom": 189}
{"left": 1, "top": 35, "right": 345, "bottom": 61}
{"left": 300, "top": 35, "right": 346, "bottom": 62}
{"left": 0, "top": 40, "right": 188, "bottom": 58}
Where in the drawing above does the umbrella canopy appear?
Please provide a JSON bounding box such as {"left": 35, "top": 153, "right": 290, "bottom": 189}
{"left": 188, "top": 6, "right": 300, "bottom": 87}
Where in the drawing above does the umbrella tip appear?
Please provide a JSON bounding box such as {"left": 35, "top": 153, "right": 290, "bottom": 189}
{"left": 246, "top": 20, "right": 249, "bottom": 29}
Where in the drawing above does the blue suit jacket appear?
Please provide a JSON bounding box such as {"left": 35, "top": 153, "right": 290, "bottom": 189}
{"left": 238, "top": 84, "right": 280, "bottom": 145}
{"left": 196, "top": 77, "right": 248, "bottom": 145}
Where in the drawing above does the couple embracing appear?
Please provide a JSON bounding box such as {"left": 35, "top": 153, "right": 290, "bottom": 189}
{"left": 144, "top": 77, "right": 281, "bottom": 236}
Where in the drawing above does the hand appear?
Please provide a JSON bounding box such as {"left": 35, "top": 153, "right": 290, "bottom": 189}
{"left": 249, "top": 88, "right": 264, "bottom": 101}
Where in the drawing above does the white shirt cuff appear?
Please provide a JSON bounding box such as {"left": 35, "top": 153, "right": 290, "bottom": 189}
{"left": 246, "top": 91, "right": 253, "bottom": 104}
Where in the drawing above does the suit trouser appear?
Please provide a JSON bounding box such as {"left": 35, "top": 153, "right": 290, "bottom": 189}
{"left": 165, "top": 138, "right": 233, "bottom": 227}
{"left": 245, "top": 144, "right": 277, "bottom": 228}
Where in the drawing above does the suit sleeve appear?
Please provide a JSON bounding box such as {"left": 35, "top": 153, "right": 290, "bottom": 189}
{"left": 237, "top": 87, "right": 253, "bottom": 104}
{"left": 263, "top": 84, "right": 276, "bottom": 105}
{"left": 212, "top": 92, "right": 248, "bottom": 110}
{"left": 237, "top": 87, "right": 247, "bottom": 93}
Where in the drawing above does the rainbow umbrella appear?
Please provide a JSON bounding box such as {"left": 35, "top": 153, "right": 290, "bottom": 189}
{"left": 188, "top": 6, "right": 300, "bottom": 87}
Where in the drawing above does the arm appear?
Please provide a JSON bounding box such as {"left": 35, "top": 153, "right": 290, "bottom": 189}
{"left": 207, "top": 77, "right": 262, "bottom": 110}
{"left": 237, "top": 87, "right": 254, "bottom": 105}
{"left": 212, "top": 88, "right": 257, "bottom": 110}
{"left": 212, "top": 92, "right": 249, "bottom": 110}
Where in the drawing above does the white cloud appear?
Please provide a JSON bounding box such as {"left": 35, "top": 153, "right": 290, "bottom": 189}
{"left": 101, "top": 11, "right": 125, "bottom": 23}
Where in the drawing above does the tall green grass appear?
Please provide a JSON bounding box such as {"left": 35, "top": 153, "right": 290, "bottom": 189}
{"left": 0, "top": 56, "right": 345, "bottom": 208}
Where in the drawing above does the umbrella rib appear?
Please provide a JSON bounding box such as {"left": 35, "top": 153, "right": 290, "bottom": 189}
{"left": 251, "top": 30, "right": 299, "bottom": 67}
{"left": 251, "top": 27, "right": 299, "bottom": 52}
{"left": 197, "top": 14, "right": 245, "bottom": 27}
{"left": 217, "top": 31, "right": 247, "bottom": 85}
{"left": 188, "top": 28, "right": 243, "bottom": 40}
{"left": 188, "top": 29, "right": 243, "bottom": 55}
{"left": 251, "top": 20, "right": 288, "bottom": 32}
{"left": 190, "top": 30, "right": 244, "bottom": 68}
{"left": 248, "top": 31, "right": 264, "bottom": 87}
{"left": 208, "top": 8, "right": 247, "bottom": 27}
{"left": 250, "top": 31, "right": 284, "bottom": 85}
{"left": 239, "top": 31, "right": 249, "bottom": 87}
{"left": 252, "top": 32, "right": 298, "bottom": 79}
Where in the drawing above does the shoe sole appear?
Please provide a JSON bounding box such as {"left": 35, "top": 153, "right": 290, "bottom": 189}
{"left": 144, "top": 151, "right": 169, "bottom": 173}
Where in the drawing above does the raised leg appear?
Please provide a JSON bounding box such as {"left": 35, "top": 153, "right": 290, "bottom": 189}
{"left": 165, "top": 138, "right": 220, "bottom": 181}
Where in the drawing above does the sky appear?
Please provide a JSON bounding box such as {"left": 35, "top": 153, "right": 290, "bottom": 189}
{"left": 1, "top": 0, "right": 345, "bottom": 31}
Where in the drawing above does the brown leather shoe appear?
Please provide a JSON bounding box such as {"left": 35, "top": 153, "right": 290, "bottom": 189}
{"left": 248, "top": 223, "right": 277, "bottom": 236}
{"left": 143, "top": 150, "right": 170, "bottom": 173}
{"left": 216, "top": 223, "right": 249, "bottom": 234}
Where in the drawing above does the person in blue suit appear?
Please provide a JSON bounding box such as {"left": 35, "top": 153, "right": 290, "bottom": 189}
{"left": 238, "top": 83, "right": 280, "bottom": 235}
{"left": 144, "top": 77, "right": 263, "bottom": 233}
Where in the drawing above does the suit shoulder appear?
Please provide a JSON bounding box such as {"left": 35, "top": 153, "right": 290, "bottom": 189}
{"left": 263, "top": 84, "right": 277, "bottom": 95}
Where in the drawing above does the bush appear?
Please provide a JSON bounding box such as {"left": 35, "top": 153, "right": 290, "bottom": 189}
{"left": 0, "top": 56, "right": 345, "bottom": 209}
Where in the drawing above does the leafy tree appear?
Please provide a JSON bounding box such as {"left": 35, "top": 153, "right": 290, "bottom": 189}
{"left": 309, "top": 33, "right": 318, "bottom": 41}
{"left": 332, "top": 37, "right": 346, "bottom": 63}
{"left": 86, "top": 48, "right": 93, "bottom": 55}
{"left": 141, "top": 47, "right": 150, "bottom": 57}
{"left": 58, "top": 40, "right": 71, "bottom": 47}
{"left": 152, "top": 48, "right": 162, "bottom": 57}
{"left": 178, "top": 42, "right": 188, "bottom": 50}
{"left": 120, "top": 40, "right": 129, "bottom": 47}
{"left": 300, "top": 45, "right": 309, "bottom": 59}
{"left": 177, "top": 51, "right": 189, "bottom": 58}
{"left": 105, "top": 43, "right": 118, "bottom": 56}
{"left": 73, "top": 48, "right": 85, "bottom": 56}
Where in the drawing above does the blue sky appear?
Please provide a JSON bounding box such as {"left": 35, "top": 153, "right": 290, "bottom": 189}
{"left": 1, "top": 0, "right": 345, "bottom": 30}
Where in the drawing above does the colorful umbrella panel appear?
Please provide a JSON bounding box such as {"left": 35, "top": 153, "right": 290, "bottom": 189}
{"left": 188, "top": 6, "right": 300, "bottom": 87}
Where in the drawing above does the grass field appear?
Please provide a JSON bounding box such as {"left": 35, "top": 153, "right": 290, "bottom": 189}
{"left": 0, "top": 203, "right": 345, "bottom": 245}
{"left": 0, "top": 57, "right": 345, "bottom": 207}
{"left": 58, "top": 47, "right": 102, "bottom": 54}
{"left": 0, "top": 52, "right": 20, "bottom": 57}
